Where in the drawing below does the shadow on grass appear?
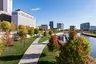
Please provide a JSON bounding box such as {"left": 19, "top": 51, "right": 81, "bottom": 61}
{"left": 38, "top": 61, "right": 56, "bottom": 64}
{"left": 21, "top": 61, "right": 55, "bottom": 64}
{"left": 0, "top": 53, "right": 41, "bottom": 61}
{"left": 0, "top": 55, "right": 23, "bottom": 61}
{"left": 40, "top": 53, "right": 46, "bottom": 58}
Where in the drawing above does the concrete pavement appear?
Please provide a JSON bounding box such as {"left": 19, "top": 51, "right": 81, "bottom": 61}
{"left": 18, "top": 36, "right": 48, "bottom": 64}
{"left": 18, "top": 32, "right": 64, "bottom": 64}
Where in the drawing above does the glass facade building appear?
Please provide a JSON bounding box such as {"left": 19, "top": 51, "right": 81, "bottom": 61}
{"left": 80, "top": 22, "right": 90, "bottom": 31}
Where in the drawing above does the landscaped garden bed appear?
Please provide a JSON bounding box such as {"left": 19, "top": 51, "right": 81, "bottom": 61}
{"left": 0, "top": 37, "right": 36, "bottom": 64}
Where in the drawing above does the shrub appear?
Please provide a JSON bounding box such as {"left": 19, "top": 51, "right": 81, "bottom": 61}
{"left": 0, "top": 37, "right": 4, "bottom": 55}
{"left": 43, "top": 31, "right": 47, "bottom": 36}
{"left": 47, "top": 35, "right": 60, "bottom": 51}
{"left": 11, "top": 22, "right": 16, "bottom": 31}
{"left": 34, "top": 28, "right": 39, "bottom": 35}
{"left": 79, "top": 36, "right": 91, "bottom": 55}
{"left": 3, "top": 32, "right": 13, "bottom": 45}
{"left": 0, "top": 21, "right": 11, "bottom": 31}
{"left": 18, "top": 25, "right": 27, "bottom": 44}
{"left": 69, "top": 27, "right": 77, "bottom": 40}
{"left": 56, "top": 28, "right": 91, "bottom": 64}
{"left": 49, "top": 30, "right": 53, "bottom": 36}
{"left": 28, "top": 27, "right": 34, "bottom": 37}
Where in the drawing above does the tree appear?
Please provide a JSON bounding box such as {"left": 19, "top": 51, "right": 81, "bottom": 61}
{"left": 34, "top": 28, "right": 39, "bottom": 35}
{"left": 47, "top": 35, "right": 60, "bottom": 51}
{"left": 0, "top": 37, "right": 4, "bottom": 55}
{"left": 18, "top": 25, "right": 27, "bottom": 47}
{"left": 43, "top": 31, "right": 47, "bottom": 36}
{"left": 49, "top": 30, "right": 53, "bottom": 36}
{"left": 0, "top": 21, "right": 11, "bottom": 32}
{"left": 11, "top": 22, "right": 16, "bottom": 31}
{"left": 28, "top": 27, "right": 34, "bottom": 37}
{"left": 56, "top": 28, "right": 91, "bottom": 64}
{"left": 3, "top": 32, "right": 13, "bottom": 45}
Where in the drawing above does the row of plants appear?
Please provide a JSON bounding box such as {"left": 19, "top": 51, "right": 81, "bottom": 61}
{"left": 38, "top": 27, "right": 94, "bottom": 64}
{"left": 0, "top": 21, "right": 39, "bottom": 64}
{"left": 38, "top": 30, "right": 53, "bottom": 43}
{"left": 0, "top": 21, "right": 39, "bottom": 55}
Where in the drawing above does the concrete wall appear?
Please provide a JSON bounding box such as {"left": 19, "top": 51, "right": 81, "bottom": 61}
{"left": 0, "top": 0, "right": 3, "bottom": 11}
{"left": 3, "top": 0, "right": 12, "bottom": 14}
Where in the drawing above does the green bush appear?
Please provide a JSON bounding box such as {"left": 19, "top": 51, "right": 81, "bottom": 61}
{"left": 56, "top": 28, "right": 91, "bottom": 64}
{"left": 49, "top": 30, "right": 53, "bottom": 35}
{"left": 0, "top": 21, "right": 11, "bottom": 31}
{"left": 0, "top": 37, "right": 4, "bottom": 55}
{"left": 43, "top": 31, "right": 47, "bottom": 36}
{"left": 18, "top": 25, "right": 27, "bottom": 44}
{"left": 79, "top": 36, "right": 91, "bottom": 55}
{"left": 34, "top": 28, "right": 39, "bottom": 35}
{"left": 47, "top": 35, "right": 60, "bottom": 51}
{"left": 28, "top": 27, "right": 34, "bottom": 37}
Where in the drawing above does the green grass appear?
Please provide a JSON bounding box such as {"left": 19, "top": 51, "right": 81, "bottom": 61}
{"left": 0, "top": 37, "right": 36, "bottom": 64}
{"left": 38, "top": 36, "right": 49, "bottom": 43}
{"left": 38, "top": 46, "right": 59, "bottom": 64}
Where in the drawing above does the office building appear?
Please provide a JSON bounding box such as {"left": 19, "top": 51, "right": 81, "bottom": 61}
{"left": 80, "top": 22, "right": 90, "bottom": 31}
{"left": 0, "top": 0, "right": 12, "bottom": 14}
{"left": 90, "top": 26, "right": 96, "bottom": 31}
{"left": 57, "top": 23, "right": 64, "bottom": 30}
{"left": 39, "top": 24, "right": 50, "bottom": 31}
{"left": 49, "top": 21, "right": 54, "bottom": 28}
{"left": 12, "top": 9, "right": 36, "bottom": 28}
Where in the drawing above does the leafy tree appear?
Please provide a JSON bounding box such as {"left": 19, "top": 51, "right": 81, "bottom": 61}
{"left": 79, "top": 36, "right": 91, "bottom": 55}
{"left": 43, "top": 31, "right": 47, "bottom": 36}
{"left": 49, "top": 30, "right": 53, "bottom": 36}
{"left": 11, "top": 22, "right": 16, "bottom": 31}
{"left": 3, "top": 32, "right": 13, "bottom": 45}
{"left": 56, "top": 28, "right": 91, "bottom": 64}
{"left": 69, "top": 27, "right": 77, "bottom": 40}
{"left": 0, "top": 37, "right": 4, "bottom": 55}
{"left": 18, "top": 25, "right": 27, "bottom": 47}
{"left": 28, "top": 27, "right": 34, "bottom": 37}
{"left": 47, "top": 35, "right": 60, "bottom": 51}
{"left": 0, "top": 21, "right": 11, "bottom": 32}
{"left": 34, "top": 28, "right": 39, "bottom": 35}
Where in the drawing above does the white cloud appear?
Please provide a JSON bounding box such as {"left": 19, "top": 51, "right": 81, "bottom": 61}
{"left": 31, "top": 8, "right": 40, "bottom": 11}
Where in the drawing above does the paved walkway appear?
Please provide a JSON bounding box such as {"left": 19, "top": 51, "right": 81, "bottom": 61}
{"left": 18, "top": 36, "right": 48, "bottom": 64}
{"left": 18, "top": 33, "right": 64, "bottom": 64}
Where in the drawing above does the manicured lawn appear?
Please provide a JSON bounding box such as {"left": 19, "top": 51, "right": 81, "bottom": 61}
{"left": 38, "top": 46, "right": 59, "bottom": 64}
{"left": 38, "top": 36, "right": 49, "bottom": 43}
{"left": 0, "top": 37, "right": 36, "bottom": 64}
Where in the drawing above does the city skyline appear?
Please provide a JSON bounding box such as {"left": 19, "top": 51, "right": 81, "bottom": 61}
{"left": 13, "top": 0, "right": 96, "bottom": 29}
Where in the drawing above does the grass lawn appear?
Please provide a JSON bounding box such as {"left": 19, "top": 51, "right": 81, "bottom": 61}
{"left": 0, "top": 37, "right": 36, "bottom": 64}
{"left": 38, "top": 36, "right": 49, "bottom": 43}
{"left": 38, "top": 46, "right": 59, "bottom": 64}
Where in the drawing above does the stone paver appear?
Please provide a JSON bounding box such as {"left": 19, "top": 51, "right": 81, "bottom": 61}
{"left": 18, "top": 33, "right": 64, "bottom": 64}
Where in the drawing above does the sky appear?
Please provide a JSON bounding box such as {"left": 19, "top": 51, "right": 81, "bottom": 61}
{"left": 13, "top": 0, "right": 96, "bottom": 29}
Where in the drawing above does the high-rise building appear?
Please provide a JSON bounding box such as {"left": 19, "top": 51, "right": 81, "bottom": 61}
{"left": 57, "top": 23, "right": 64, "bottom": 30}
{"left": 0, "top": 0, "right": 12, "bottom": 14}
{"left": 80, "top": 22, "right": 90, "bottom": 31}
{"left": 49, "top": 21, "right": 54, "bottom": 28}
{"left": 12, "top": 9, "right": 36, "bottom": 28}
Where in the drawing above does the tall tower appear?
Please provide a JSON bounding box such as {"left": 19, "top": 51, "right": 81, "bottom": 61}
{"left": 49, "top": 21, "right": 54, "bottom": 28}
{"left": 0, "top": 0, "right": 12, "bottom": 14}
